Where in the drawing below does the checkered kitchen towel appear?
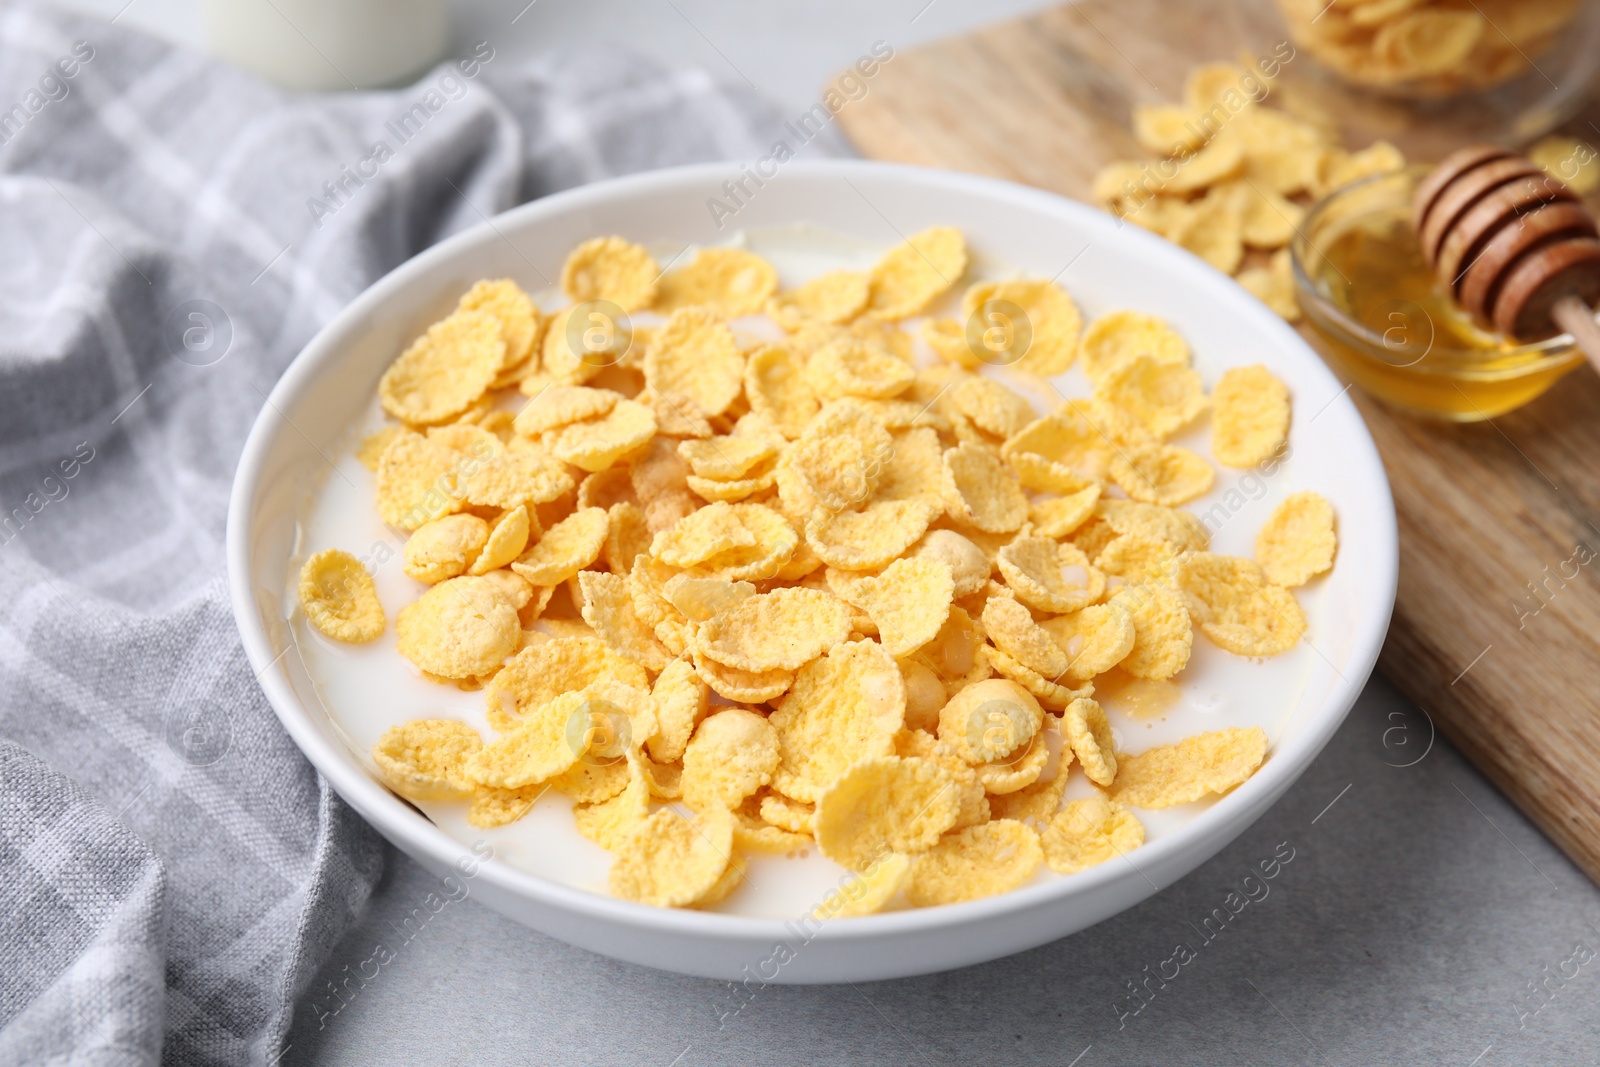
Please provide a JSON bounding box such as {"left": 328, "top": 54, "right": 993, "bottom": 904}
{"left": 0, "top": 6, "right": 827, "bottom": 1063}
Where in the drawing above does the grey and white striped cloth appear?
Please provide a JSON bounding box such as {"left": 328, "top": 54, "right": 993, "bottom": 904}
{"left": 0, "top": 6, "right": 816, "bottom": 1062}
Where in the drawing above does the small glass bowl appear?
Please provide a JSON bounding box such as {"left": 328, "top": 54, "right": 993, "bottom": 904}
{"left": 1291, "top": 165, "right": 1587, "bottom": 421}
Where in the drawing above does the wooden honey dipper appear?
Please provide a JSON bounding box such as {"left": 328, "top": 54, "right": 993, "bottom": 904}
{"left": 1412, "top": 144, "right": 1600, "bottom": 357}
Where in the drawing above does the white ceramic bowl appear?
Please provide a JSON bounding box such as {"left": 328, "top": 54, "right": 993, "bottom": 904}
{"left": 227, "top": 161, "right": 1396, "bottom": 983}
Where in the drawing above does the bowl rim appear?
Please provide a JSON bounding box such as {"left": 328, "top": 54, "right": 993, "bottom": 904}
{"left": 1290, "top": 165, "right": 1592, "bottom": 378}
{"left": 227, "top": 158, "right": 1397, "bottom": 947}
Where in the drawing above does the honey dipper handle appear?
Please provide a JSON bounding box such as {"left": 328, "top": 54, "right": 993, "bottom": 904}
{"left": 1551, "top": 295, "right": 1600, "bottom": 373}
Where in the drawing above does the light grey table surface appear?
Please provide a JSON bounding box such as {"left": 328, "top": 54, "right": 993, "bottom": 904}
{"left": 44, "top": 2, "right": 1600, "bottom": 1063}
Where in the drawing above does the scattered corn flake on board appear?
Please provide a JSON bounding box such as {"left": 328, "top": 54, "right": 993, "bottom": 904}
{"left": 291, "top": 223, "right": 1336, "bottom": 918}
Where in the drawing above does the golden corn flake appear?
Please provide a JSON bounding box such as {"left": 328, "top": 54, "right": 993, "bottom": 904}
{"left": 469, "top": 507, "right": 531, "bottom": 576}
{"left": 850, "top": 557, "right": 955, "bottom": 657}
{"left": 1078, "top": 311, "right": 1189, "bottom": 385}
{"left": 1211, "top": 364, "right": 1290, "bottom": 468}
{"left": 866, "top": 226, "right": 967, "bottom": 321}
{"left": 697, "top": 587, "right": 854, "bottom": 672}
{"left": 758, "top": 790, "right": 816, "bottom": 834}
{"left": 467, "top": 689, "right": 598, "bottom": 788}
{"left": 986, "top": 646, "right": 1083, "bottom": 709}
{"left": 1095, "top": 533, "right": 1180, "bottom": 585}
{"left": 375, "top": 432, "right": 466, "bottom": 531}
{"left": 651, "top": 500, "right": 754, "bottom": 568}
{"left": 1041, "top": 795, "right": 1145, "bottom": 874}
{"left": 512, "top": 384, "right": 616, "bottom": 437}
{"left": 805, "top": 497, "right": 941, "bottom": 572}
{"left": 682, "top": 708, "right": 780, "bottom": 811}
{"left": 602, "top": 501, "right": 651, "bottom": 575}
{"left": 744, "top": 343, "right": 819, "bottom": 439}
{"left": 1099, "top": 498, "right": 1210, "bottom": 552}
{"left": 299, "top": 548, "right": 385, "bottom": 643}
{"left": 1110, "top": 725, "right": 1268, "bottom": 808}
{"left": 814, "top": 852, "right": 912, "bottom": 919}
{"left": 372, "top": 719, "right": 481, "bottom": 800}
{"left": 468, "top": 782, "right": 545, "bottom": 829}
{"left": 988, "top": 761, "right": 1069, "bottom": 823}
{"left": 1041, "top": 603, "right": 1136, "bottom": 681}
{"left": 379, "top": 309, "right": 503, "bottom": 425}
{"left": 485, "top": 636, "right": 649, "bottom": 732}
{"left": 696, "top": 502, "right": 800, "bottom": 581}
{"left": 1062, "top": 696, "right": 1118, "bottom": 785}
{"left": 1002, "top": 412, "right": 1110, "bottom": 491}
{"left": 644, "top": 307, "right": 745, "bottom": 417}
{"left": 920, "top": 317, "right": 980, "bottom": 370}
{"left": 677, "top": 433, "right": 779, "bottom": 481}
{"left": 974, "top": 727, "right": 1050, "bottom": 794}
{"left": 608, "top": 806, "right": 733, "bottom": 906}
{"left": 767, "top": 269, "right": 871, "bottom": 329}
{"left": 574, "top": 766, "right": 650, "bottom": 850}
{"left": 814, "top": 756, "right": 961, "bottom": 871}
{"left": 734, "top": 806, "right": 811, "bottom": 855}
{"left": 645, "top": 656, "right": 708, "bottom": 763}
{"left": 478, "top": 567, "right": 534, "bottom": 612}
{"left": 1177, "top": 552, "right": 1307, "bottom": 656}
{"left": 790, "top": 434, "right": 887, "bottom": 511}
{"left": 807, "top": 339, "right": 916, "bottom": 402}
{"left": 663, "top": 574, "right": 757, "bottom": 623}
{"left": 1109, "top": 441, "right": 1216, "bottom": 507}
{"left": 982, "top": 594, "right": 1069, "bottom": 678}
{"left": 512, "top": 507, "right": 609, "bottom": 586}
{"left": 654, "top": 246, "right": 778, "bottom": 317}
{"left": 904, "top": 819, "right": 1043, "bottom": 907}
{"left": 769, "top": 640, "right": 905, "bottom": 802}
{"left": 1097, "top": 354, "right": 1207, "bottom": 438}
{"left": 356, "top": 425, "right": 405, "bottom": 471}
{"left": 457, "top": 278, "right": 539, "bottom": 370}
{"left": 1255, "top": 491, "right": 1336, "bottom": 587}
{"left": 692, "top": 648, "right": 795, "bottom": 703}
{"left": 561, "top": 235, "right": 659, "bottom": 311}
{"left": 578, "top": 571, "right": 670, "bottom": 672}
{"left": 907, "top": 529, "right": 992, "bottom": 598}
{"left": 404, "top": 514, "right": 490, "bottom": 584}
{"left": 893, "top": 729, "right": 990, "bottom": 829}
{"left": 546, "top": 399, "right": 657, "bottom": 472}
{"left": 1107, "top": 583, "right": 1192, "bottom": 681}
{"left": 899, "top": 659, "right": 950, "bottom": 734}
{"left": 944, "top": 442, "right": 1029, "bottom": 534}
{"left": 936, "top": 677, "right": 1043, "bottom": 765}
{"left": 548, "top": 753, "right": 633, "bottom": 805}
{"left": 997, "top": 536, "right": 1105, "bottom": 614}
{"left": 960, "top": 279, "right": 1083, "bottom": 375}
{"left": 396, "top": 576, "right": 518, "bottom": 679}
{"left": 948, "top": 377, "right": 1034, "bottom": 440}
{"left": 462, "top": 447, "right": 573, "bottom": 511}
{"left": 1026, "top": 486, "right": 1099, "bottom": 541}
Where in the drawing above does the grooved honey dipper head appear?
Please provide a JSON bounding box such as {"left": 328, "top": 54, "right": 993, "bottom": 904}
{"left": 1412, "top": 144, "right": 1600, "bottom": 341}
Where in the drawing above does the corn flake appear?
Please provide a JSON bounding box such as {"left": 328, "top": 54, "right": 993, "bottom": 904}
{"left": 376, "top": 432, "right": 467, "bottom": 531}
{"left": 654, "top": 246, "right": 778, "bottom": 317}
{"left": 744, "top": 343, "right": 819, "bottom": 439}
{"left": 697, "top": 587, "right": 854, "bottom": 672}
{"left": 1041, "top": 795, "right": 1145, "bottom": 874}
{"left": 997, "top": 536, "right": 1105, "bottom": 614}
{"left": 960, "top": 279, "right": 1082, "bottom": 375}
{"left": 644, "top": 307, "right": 745, "bottom": 417}
{"left": 1110, "top": 726, "right": 1268, "bottom": 808}
{"left": 908, "top": 529, "right": 991, "bottom": 598}
{"left": 1029, "top": 486, "right": 1102, "bottom": 540}
{"left": 372, "top": 719, "right": 481, "bottom": 800}
{"left": 770, "top": 640, "right": 905, "bottom": 802}
{"left": 767, "top": 269, "right": 871, "bottom": 329}
{"left": 608, "top": 806, "right": 733, "bottom": 906}
{"left": 866, "top": 226, "right": 967, "bottom": 321}
{"left": 512, "top": 507, "right": 609, "bottom": 586}
{"left": 575, "top": 765, "right": 651, "bottom": 850}
{"left": 1255, "top": 491, "right": 1336, "bottom": 587}
{"left": 561, "top": 236, "right": 659, "bottom": 311}
{"left": 814, "top": 756, "right": 961, "bottom": 870}
{"left": 983, "top": 594, "right": 1069, "bottom": 678}
{"left": 1099, "top": 498, "right": 1210, "bottom": 552}
{"left": 397, "top": 576, "right": 518, "bottom": 679}
{"left": 944, "top": 442, "right": 1029, "bottom": 534}
{"left": 512, "top": 384, "right": 616, "bottom": 437}
{"left": 806, "top": 497, "right": 941, "bottom": 572}
{"left": 936, "top": 677, "right": 1043, "bottom": 765}
{"left": 814, "top": 852, "right": 912, "bottom": 918}
{"left": 904, "top": 819, "right": 1043, "bottom": 907}
{"left": 1107, "top": 583, "right": 1193, "bottom": 680}
{"left": 1079, "top": 311, "right": 1190, "bottom": 385}
{"left": 849, "top": 557, "right": 955, "bottom": 657}
{"left": 1177, "top": 552, "right": 1307, "bottom": 656}
{"left": 485, "top": 636, "right": 649, "bottom": 732}
{"left": 1062, "top": 696, "right": 1118, "bottom": 785}
{"left": 469, "top": 507, "right": 532, "bottom": 576}
{"left": 379, "top": 310, "right": 503, "bottom": 426}
{"left": 299, "top": 549, "right": 385, "bottom": 642}
{"left": 682, "top": 708, "right": 780, "bottom": 811}
{"left": 645, "top": 656, "right": 708, "bottom": 763}
{"left": 1212, "top": 364, "right": 1290, "bottom": 468}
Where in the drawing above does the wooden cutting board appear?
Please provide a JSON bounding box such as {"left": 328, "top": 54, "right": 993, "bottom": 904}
{"left": 837, "top": 0, "right": 1600, "bottom": 886}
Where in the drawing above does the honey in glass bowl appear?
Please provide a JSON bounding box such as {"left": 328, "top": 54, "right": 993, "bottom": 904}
{"left": 1292, "top": 166, "right": 1587, "bottom": 421}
